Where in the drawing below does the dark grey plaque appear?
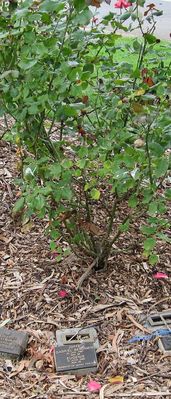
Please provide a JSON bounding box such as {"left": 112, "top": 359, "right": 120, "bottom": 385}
{"left": 54, "top": 342, "right": 97, "bottom": 374}
{"left": 0, "top": 327, "right": 29, "bottom": 359}
{"left": 159, "top": 335, "right": 171, "bottom": 354}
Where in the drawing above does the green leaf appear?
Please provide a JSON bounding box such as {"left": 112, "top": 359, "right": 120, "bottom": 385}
{"left": 58, "top": 105, "right": 78, "bottom": 118}
{"left": 90, "top": 188, "right": 101, "bottom": 200}
{"left": 165, "top": 189, "right": 171, "bottom": 200}
{"left": 149, "top": 253, "right": 159, "bottom": 265}
{"left": 50, "top": 241, "right": 56, "bottom": 251}
{"left": 28, "top": 104, "right": 39, "bottom": 115}
{"left": 148, "top": 201, "right": 158, "bottom": 216}
{"left": 13, "top": 197, "right": 25, "bottom": 214}
{"left": 120, "top": 12, "right": 131, "bottom": 21}
{"left": 155, "top": 158, "right": 169, "bottom": 178}
{"left": 33, "top": 195, "right": 45, "bottom": 210}
{"left": 74, "top": 0, "right": 86, "bottom": 11}
{"left": 132, "top": 40, "right": 141, "bottom": 51}
{"left": 61, "top": 188, "right": 73, "bottom": 200}
{"left": 153, "top": 10, "right": 163, "bottom": 16}
{"left": 77, "top": 159, "right": 87, "bottom": 169}
{"left": 128, "top": 195, "right": 138, "bottom": 208}
{"left": 141, "top": 225, "right": 156, "bottom": 235}
{"left": 144, "top": 237, "right": 156, "bottom": 252}
{"left": 83, "top": 63, "right": 94, "bottom": 73}
{"left": 149, "top": 143, "right": 164, "bottom": 157}
{"left": 157, "top": 233, "right": 171, "bottom": 243}
{"left": 14, "top": 7, "right": 29, "bottom": 18}
{"left": 74, "top": 8, "right": 93, "bottom": 25}
{"left": 19, "top": 59, "right": 38, "bottom": 70}
{"left": 40, "top": 0, "right": 65, "bottom": 13}
{"left": 49, "top": 164, "right": 61, "bottom": 178}
{"left": 120, "top": 219, "right": 130, "bottom": 232}
{"left": 41, "top": 13, "right": 51, "bottom": 24}
{"left": 0, "top": 70, "right": 19, "bottom": 79}
{"left": 62, "top": 159, "right": 73, "bottom": 169}
{"left": 144, "top": 33, "right": 157, "bottom": 44}
{"left": 56, "top": 254, "right": 62, "bottom": 262}
{"left": 50, "top": 230, "right": 60, "bottom": 240}
{"left": 84, "top": 182, "right": 91, "bottom": 191}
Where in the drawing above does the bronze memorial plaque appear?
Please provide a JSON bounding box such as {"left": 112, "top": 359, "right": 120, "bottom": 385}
{"left": 0, "top": 327, "right": 29, "bottom": 359}
{"left": 54, "top": 342, "right": 97, "bottom": 374}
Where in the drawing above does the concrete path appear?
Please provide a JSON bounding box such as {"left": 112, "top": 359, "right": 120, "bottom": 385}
{"left": 91, "top": 0, "right": 171, "bottom": 40}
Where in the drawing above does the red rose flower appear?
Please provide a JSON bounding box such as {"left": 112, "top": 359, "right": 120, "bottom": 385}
{"left": 115, "top": 0, "right": 132, "bottom": 8}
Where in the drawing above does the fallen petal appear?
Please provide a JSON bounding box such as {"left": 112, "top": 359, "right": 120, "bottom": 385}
{"left": 51, "top": 251, "right": 60, "bottom": 259}
{"left": 87, "top": 380, "right": 101, "bottom": 392}
{"left": 58, "top": 290, "right": 68, "bottom": 298}
{"left": 50, "top": 346, "right": 54, "bottom": 353}
{"left": 153, "top": 272, "right": 168, "bottom": 279}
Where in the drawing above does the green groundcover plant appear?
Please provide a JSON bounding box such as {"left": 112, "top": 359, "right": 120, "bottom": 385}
{"left": 0, "top": 0, "right": 171, "bottom": 269}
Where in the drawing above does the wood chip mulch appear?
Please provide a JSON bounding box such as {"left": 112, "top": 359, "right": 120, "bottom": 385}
{"left": 0, "top": 140, "right": 171, "bottom": 399}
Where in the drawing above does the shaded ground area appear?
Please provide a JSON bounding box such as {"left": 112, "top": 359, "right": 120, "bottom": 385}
{"left": 0, "top": 140, "right": 171, "bottom": 399}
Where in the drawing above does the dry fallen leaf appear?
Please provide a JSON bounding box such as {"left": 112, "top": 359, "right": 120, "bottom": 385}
{"left": 10, "top": 360, "right": 29, "bottom": 377}
{"left": 21, "top": 221, "right": 34, "bottom": 234}
{"left": 134, "top": 138, "right": 145, "bottom": 148}
{"left": 135, "top": 88, "right": 145, "bottom": 96}
{"left": 0, "top": 234, "right": 9, "bottom": 243}
{"left": 108, "top": 375, "right": 124, "bottom": 384}
{"left": 126, "top": 314, "right": 150, "bottom": 333}
{"left": 105, "top": 383, "right": 125, "bottom": 397}
{"left": 0, "top": 319, "right": 11, "bottom": 328}
{"left": 35, "top": 359, "right": 44, "bottom": 371}
{"left": 111, "top": 329, "right": 123, "bottom": 353}
{"left": 80, "top": 221, "right": 103, "bottom": 236}
{"left": 143, "top": 76, "right": 154, "bottom": 87}
{"left": 60, "top": 275, "right": 68, "bottom": 284}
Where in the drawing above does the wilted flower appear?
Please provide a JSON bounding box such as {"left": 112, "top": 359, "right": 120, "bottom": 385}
{"left": 92, "top": 16, "right": 99, "bottom": 24}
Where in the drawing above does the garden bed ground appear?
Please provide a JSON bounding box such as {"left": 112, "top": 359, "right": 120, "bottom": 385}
{"left": 0, "top": 140, "right": 171, "bottom": 399}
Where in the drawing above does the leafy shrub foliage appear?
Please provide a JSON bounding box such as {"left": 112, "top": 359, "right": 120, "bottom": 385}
{"left": 0, "top": 0, "right": 171, "bottom": 268}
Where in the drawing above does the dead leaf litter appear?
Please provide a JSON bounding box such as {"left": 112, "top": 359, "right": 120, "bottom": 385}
{"left": 0, "top": 140, "right": 171, "bottom": 399}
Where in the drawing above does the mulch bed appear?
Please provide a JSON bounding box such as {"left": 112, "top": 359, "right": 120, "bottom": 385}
{"left": 0, "top": 140, "right": 171, "bottom": 399}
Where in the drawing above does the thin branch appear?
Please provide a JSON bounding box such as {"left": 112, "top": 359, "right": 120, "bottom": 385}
{"left": 106, "top": 196, "right": 118, "bottom": 237}
{"left": 145, "top": 124, "right": 153, "bottom": 186}
{"left": 0, "top": 129, "right": 10, "bottom": 140}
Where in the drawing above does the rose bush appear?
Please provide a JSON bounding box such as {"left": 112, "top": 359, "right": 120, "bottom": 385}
{"left": 0, "top": 0, "right": 170, "bottom": 269}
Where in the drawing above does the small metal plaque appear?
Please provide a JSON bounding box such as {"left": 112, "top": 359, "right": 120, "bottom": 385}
{"left": 54, "top": 342, "right": 97, "bottom": 374}
{"left": 0, "top": 328, "right": 29, "bottom": 359}
{"left": 158, "top": 335, "right": 171, "bottom": 354}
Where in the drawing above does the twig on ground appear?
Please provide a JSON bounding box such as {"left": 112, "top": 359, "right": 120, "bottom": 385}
{"left": 107, "top": 393, "right": 171, "bottom": 397}
{"left": 43, "top": 392, "right": 171, "bottom": 398}
{"left": 77, "top": 258, "right": 97, "bottom": 289}
{"left": 27, "top": 318, "right": 60, "bottom": 327}
{"left": 127, "top": 314, "right": 150, "bottom": 333}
